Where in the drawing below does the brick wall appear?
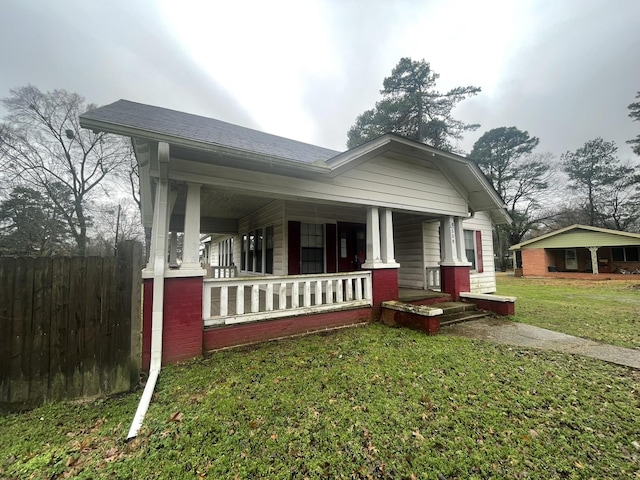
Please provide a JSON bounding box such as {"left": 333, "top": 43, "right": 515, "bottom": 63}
{"left": 521, "top": 248, "right": 551, "bottom": 276}
{"left": 440, "top": 265, "right": 471, "bottom": 300}
{"left": 203, "top": 308, "right": 372, "bottom": 351}
{"left": 142, "top": 276, "right": 204, "bottom": 371}
{"left": 370, "top": 268, "right": 399, "bottom": 320}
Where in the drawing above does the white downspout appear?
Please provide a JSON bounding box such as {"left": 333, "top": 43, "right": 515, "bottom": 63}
{"left": 127, "top": 142, "right": 171, "bottom": 440}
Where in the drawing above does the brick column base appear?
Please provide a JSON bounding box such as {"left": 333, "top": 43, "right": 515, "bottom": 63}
{"left": 440, "top": 265, "right": 470, "bottom": 301}
{"left": 369, "top": 268, "right": 399, "bottom": 320}
{"left": 142, "top": 276, "right": 204, "bottom": 371}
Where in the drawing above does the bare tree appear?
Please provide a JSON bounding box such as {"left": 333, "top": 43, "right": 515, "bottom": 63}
{"left": 0, "top": 85, "right": 129, "bottom": 255}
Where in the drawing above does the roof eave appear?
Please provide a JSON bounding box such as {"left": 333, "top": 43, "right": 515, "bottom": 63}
{"left": 79, "top": 115, "right": 332, "bottom": 177}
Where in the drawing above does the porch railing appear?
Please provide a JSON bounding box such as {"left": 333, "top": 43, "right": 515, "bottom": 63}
{"left": 203, "top": 271, "right": 372, "bottom": 327}
{"left": 210, "top": 265, "right": 237, "bottom": 278}
{"left": 426, "top": 267, "right": 441, "bottom": 290}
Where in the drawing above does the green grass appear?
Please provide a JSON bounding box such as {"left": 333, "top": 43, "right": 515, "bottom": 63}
{"left": 1, "top": 324, "right": 639, "bottom": 479}
{"left": 496, "top": 275, "right": 640, "bottom": 349}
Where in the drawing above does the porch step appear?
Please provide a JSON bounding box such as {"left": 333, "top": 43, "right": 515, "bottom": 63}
{"left": 436, "top": 301, "right": 492, "bottom": 327}
{"left": 439, "top": 310, "right": 492, "bottom": 327}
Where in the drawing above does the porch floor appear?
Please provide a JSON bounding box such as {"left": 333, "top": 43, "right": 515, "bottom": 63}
{"left": 398, "top": 288, "right": 449, "bottom": 302}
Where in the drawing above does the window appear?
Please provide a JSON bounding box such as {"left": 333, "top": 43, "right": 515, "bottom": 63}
{"left": 301, "top": 223, "right": 324, "bottom": 274}
{"left": 265, "top": 226, "right": 274, "bottom": 274}
{"left": 255, "top": 228, "right": 263, "bottom": 273}
{"left": 464, "top": 230, "right": 476, "bottom": 270}
{"left": 612, "top": 246, "right": 640, "bottom": 262}
{"left": 240, "top": 225, "right": 274, "bottom": 274}
{"left": 241, "top": 234, "right": 247, "bottom": 270}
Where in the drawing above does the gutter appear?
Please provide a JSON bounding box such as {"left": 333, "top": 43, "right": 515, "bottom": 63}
{"left": 126, "top": 144, "right": 171, "bottom": 440}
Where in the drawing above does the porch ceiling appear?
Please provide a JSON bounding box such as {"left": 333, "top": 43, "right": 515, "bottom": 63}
{"left": 200, "top": 187, "right": 273, "bottom": 219}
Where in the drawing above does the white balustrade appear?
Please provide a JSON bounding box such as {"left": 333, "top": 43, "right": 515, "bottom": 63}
{"left": 210, "top": 266, "right": 237, "bottom": 278}
{"left": 426, "top": 267, "right": 441, "bottom": 290}
{"left": 203, "top": 272, "right": 373, "bottom": 326}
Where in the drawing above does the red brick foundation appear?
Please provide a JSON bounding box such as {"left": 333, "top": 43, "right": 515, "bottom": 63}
{"left": 369, "top": 268, "right": 399, "bottom": 320}
{"left": 380, "top": 309, "right": 440, "bottom": 335}
{"left": 463, "top": 298, "right": 515, "bottom": 316}
{"left": 203, "top": 308, "right": 372, "bottom": 351}
{"left": 142, "top": 276, "right": 204, "bottom": 371}
{"left": 440, "top": 265, "right": 470, "bottom": 300}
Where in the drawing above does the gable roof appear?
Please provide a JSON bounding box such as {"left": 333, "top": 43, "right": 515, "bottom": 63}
{"left": 510, "top": 224, "right": 640, "bottom": 250}
{"left": 80, "top": 100, "right": 340, "bottom": 164}
{"left": 79, "top": 100, "right": 510, "bottom": 223}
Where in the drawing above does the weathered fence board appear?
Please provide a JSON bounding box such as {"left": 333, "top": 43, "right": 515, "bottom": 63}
{"left": 0, "top": 241, "right": 142, "bottom": 411}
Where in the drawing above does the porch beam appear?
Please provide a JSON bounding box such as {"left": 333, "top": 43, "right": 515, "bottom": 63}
{"left": 169, "top": 215, "right": 238, "bottom": 234}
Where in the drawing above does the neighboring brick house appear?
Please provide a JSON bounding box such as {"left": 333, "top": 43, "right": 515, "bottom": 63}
{"left": 80, "top": 100, "right": 511, "bottom": 366}
{"left": 510, "top": 224, "right": 640, "bottom": 277}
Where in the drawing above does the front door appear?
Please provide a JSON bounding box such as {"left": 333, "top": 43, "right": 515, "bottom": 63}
{"left": 337, "top": 222, "right": 366, "bottom": 272}
{"left": 565, "top": 249, "right": 578, "bottom": 270}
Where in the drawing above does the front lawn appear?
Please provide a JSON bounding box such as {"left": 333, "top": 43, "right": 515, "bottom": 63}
{"left": 496, "top": 275, "right": 640, "bottom": 349}
{"left": 1, "top": 324, "right": 639, "bottom": 479}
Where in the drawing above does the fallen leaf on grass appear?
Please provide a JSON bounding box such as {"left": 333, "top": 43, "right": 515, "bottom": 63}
{"left": 169, "top": 411, "right": 183, "bottom": 422}
{"left": 104, "top": 447, "right": 119, "bottom": 460}
{"left": 412, "top": 429, "right": 425, "bottom": 441}
{"left": 270, "top": 433, "right": 278, "bottom": 441}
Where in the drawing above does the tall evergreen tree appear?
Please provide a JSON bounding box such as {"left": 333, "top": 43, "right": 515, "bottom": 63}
{"left": 628, "top": 91, "right": 640, "bottom": 155}
{"left": 470, "top": 126, "right": 550, "bottom": 267}
{"left": 347, "top": 58, "right": 480, "bottom": 151}
{"left": 0, "top": 186, "right": 71, "bottom": 255}
{"left": 561, "top": 138, "right": 638, "bottom": 229}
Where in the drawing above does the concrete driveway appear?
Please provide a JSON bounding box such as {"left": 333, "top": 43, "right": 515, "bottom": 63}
{"left": 443, "top": 317, "right": 640, "bottom": 369}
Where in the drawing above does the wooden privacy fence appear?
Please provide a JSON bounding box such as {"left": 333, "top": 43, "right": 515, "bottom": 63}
{"left": 0, "top": 241, "right": 142, "bottom": 411}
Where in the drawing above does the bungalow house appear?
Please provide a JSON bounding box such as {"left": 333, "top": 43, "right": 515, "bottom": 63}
{"left": 80, "top": 100, "right": 511, "bottom": 368}
{"left": 510, "top": 224, "right": 640, "bottom": 277}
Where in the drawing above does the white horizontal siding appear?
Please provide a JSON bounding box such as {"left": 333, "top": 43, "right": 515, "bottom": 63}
{"left": 423, "top": 221, "right": 441, "bottom": 268}
{"left": 463, "top": 212, "right": 497, "bottom": 293}
{"left": 284, "top": 201, "right": 365, "bottom": 224}
{"left": 171, "top": 157, "right": 469, "bottom": 217}
{"left": 394, "top": 214, "right": 425, "bottom": 289}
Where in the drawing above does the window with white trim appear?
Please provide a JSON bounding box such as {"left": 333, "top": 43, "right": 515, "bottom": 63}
{"left": 240, "top": 226, "right": 275, "bottom": 274}
{"left": 301, "top": 223, "right": 324, "bottom": 274}
{"left": 464, "top": 229, "right": 476, "bottom": 270}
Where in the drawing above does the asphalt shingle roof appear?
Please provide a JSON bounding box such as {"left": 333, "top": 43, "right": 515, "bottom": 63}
{"left": 81, "top": 100, "right": 341, "bottom": 164}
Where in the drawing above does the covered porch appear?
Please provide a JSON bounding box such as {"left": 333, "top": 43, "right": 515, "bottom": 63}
{"left": 79, "top": 100, "right": 510, "bottom": 368}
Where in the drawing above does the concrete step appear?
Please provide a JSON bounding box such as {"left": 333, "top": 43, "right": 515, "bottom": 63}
{"left": 434, "top": 301, "right": 478, "bottom": 315}
{"left": 439, "top": 310, "right": 492, "bottom": 327}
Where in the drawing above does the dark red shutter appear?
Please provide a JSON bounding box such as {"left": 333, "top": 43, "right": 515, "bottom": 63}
{"left": 288, "top": 221, "right": 301, "bottom": 275}
{"left": 325, "top": 224, "right": 337, "bottom": 273}
{"left": 475, "top": 230, "right": 484, "bottom": 273}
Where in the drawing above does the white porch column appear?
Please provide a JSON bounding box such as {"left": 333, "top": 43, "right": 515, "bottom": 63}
{"left": 380, "top": 208, "right": 399, "bottom": 266}
{"left": 440, "top": 216, "right": 457, "bottom": 265}
{"left": 362, "top": 206, "right": 383, "bottom": 269}
{"left": 454, "top": 217, "right": 467, "bottom": 265}
{"left": 181, "top": 182, "right": 202, "bottom": 270}
{"left": 588, "top": 246, "right": 599, "bottom": 274}
{"left": 168, "top": 231, "right": 179, "bottom": 268}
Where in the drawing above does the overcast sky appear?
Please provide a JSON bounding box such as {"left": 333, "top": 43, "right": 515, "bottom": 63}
{"left": 2, "top": 0, "right": 639, "bottom": 161}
